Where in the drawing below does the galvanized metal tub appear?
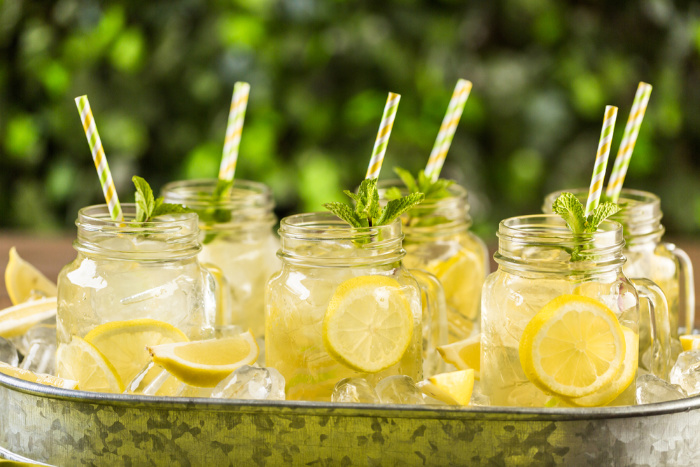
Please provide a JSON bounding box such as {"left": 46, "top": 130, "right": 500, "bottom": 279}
{"left": 1, "top": 372, "right": 699, "bottom": 466}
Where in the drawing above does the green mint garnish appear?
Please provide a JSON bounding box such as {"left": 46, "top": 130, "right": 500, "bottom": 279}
{"left": 384, "top": 167, "right": 454, "bottom": 201}
{"left": 551, "top": 192, "right": 620, "bottom": 261}
{"left": 133, "top": 176, "right": 192, "bottom": 223}
{"left": 324, "top": 178, "right": 424, "bottom": 228}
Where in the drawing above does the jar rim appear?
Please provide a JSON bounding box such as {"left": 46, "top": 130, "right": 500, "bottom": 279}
{"left": 77, "top": 204, "right": 199, "bottom": 230}
{"left": 161, "top": 178, "right": 274, "bottom": 211}
{"left": 377, "top": 179, "right": 468, "bottom": 207}
{"left": 498, "top": 214, "right": 623, "bottom": 242}
{"left": 279, "top": 212, "right": 402, "bottom": 241}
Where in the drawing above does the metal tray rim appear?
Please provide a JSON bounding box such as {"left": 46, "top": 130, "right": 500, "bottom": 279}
{"left": 3, "top": 370, "right": 699, "bottom": 422}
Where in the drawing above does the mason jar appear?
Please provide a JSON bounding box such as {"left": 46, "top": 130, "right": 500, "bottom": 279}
{"left": 162, "top": 179, "right": 279, "bottom": 340}
{"left": 56, "top": 204, "right": 216, "bottom": 387}
{"left": 265, "top": 213, "right": 424, "bottom": 401}
{"left": 481, "top": 215, "right": 668, "bottom": 407}
{"left": 543, "top": 188, "right": 694, "bottom": 365}
{"left": 379, "top": 181, "right": 489, "bottom": 341}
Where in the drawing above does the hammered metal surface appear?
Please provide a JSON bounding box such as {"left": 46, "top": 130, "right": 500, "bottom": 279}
{"left": 1, "top": 373, "right": 699, "bottom": 466}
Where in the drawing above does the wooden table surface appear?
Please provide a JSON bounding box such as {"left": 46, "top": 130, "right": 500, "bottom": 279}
{"left": 1, "top": 231, "right": 699, "bottom": 327}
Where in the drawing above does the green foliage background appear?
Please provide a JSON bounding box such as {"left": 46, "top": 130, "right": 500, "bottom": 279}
{"left": 1, "top": 0, "right": 700, "bottom": 240}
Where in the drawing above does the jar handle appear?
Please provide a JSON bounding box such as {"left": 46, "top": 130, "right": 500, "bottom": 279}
{"left": 632, "top": 278, "right": 671, "bottom": 379}
{"left": 408, "top": 269, "right": 448, "bottom": 377}
{"left": 662, "top": 242, "right": 696, "bottom": 333}
{"left": 200, "top": 262, "right": 230, "bottom": 327}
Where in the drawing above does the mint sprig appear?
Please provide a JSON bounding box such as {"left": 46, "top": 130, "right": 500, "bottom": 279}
{"left": 385, "top": 167, "right": 454, "bottom": 201}
{"left": 551, "top": 192, "right": 620, "bottom": 261}
{"left": 324, "top": 178, "right": 424, "bottom": 228}
{"left": 133, "top": 176, "right": 192, "bottom": 223}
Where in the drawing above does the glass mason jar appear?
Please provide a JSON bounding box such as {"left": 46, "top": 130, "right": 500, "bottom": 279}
{"left": 162, "top": 179, "right": 280, "bottom": 340}
{"left": 481, "top": 215, "right": 668, "bottom": 407}
{"left": 543, "top": 188, "right": 694, "bottom": 365}
{"left": 379, "top": 181, "right": 489, "bottom": 342}
{"left": 265, "top": 213, "right": 424, "bottom": 402}
{"left": 56, "top": 204, "right": 215, "bottom": 361}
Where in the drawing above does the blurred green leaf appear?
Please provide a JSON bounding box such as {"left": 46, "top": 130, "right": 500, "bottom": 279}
{"left": 110, "top": 28, "right": 145, "bottom": 72}
{"left": 183, "top": 142, "right": 221, "bottom": 179}
{"left": 4, "top": 114, "right": 41, "bottom": 163}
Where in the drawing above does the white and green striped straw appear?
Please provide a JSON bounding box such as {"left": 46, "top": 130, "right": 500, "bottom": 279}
{"left": 585, "top": 105, "right": 618, "bottom": 216}
{"left": 218, "top": 81, "right": 250, "bottom": 182}
{"left": 365, "top": 92, "right": 401, "bottom": 180}
{"left": 605, "top": 82, "right": 653, "bottom": 203}
{"left": 424, "top": 79, "right": 472, "bottom": 182}
{"left": 75, "top": 95, "right": 123, "bottom": 222}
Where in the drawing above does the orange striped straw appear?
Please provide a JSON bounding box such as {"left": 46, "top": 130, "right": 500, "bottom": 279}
{"left": 424, "top": 79, "right": 473, "bottom": 182}
{"left": 365, "top": 92, "right": 401, "bottom": 180}
{"left": 585, "top": 105, "right": 618, "bottom": 217}
{"left": 605, "top": 82, "right": 653, "bottom": 203}
{"left": 75, "top": 95, "right": 123, "bottom": 222}
{"left": 218, "top": 81, "right": 250, "bottom": 182}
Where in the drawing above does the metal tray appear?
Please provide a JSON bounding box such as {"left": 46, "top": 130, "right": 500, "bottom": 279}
{"left": 1, "top": 373, "right": 700, "bottom": 466}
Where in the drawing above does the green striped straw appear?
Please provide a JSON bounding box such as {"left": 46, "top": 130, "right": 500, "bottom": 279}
{"left": 75, "top": 95, "right": 123, "bottom": 222}
{"left": 424, "top": 79, "right": 472, "bottom": 182}
{"left": 365, "top": 92, "right": 401, "bottom": 180}
{"left": 218, "top": 81, "right": 250, "bottom": 182}
{"left": 605, "top": 82, "right": 653, "bottom": 203}
{"left": 585, "top": 105, "right": 618, "bottom": 216}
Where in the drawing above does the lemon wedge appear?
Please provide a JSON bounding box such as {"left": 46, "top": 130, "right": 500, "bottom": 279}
{"left": 519, "top": 294, "right": 626, "bottom": 398}
{"left": 417, "top": 369, "right": 475, "bottom": 405}
{"left": 567, "top": 326, "right": 638, "bottom": 407}
{"left": 0, "top": 297, "right": 57, "bottom": 338}
{"left": 322, "top": 275, "right": 414, "bottom": 373}
{"left": 84, "top": 319, "right": 188, "bottom": 386}
{"left": 680, "top": 335, "right": 700, "bottom": 352}
{"left": 147, "top": 330, "right": 258, "bottom": 387}
{"left": 437, "top": 333, "right": 481, "bottom": 379}
{"left": 5, "top": 247, "right": 57, "bottom": 305}
{"left": 56, "top": 336, "right": 123, "bottom": 392}
{"left": 0, "top": 360, "right": 77, "bottom": 390}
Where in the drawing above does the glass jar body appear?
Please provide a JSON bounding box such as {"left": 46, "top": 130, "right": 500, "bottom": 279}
{"left": 480, "top": 215, "right": 639, "bottom": 407}
{"left": 57, "top": 205, "right": 214, "bottom": 347}
{"left": 162, "top": 179, "right": 280, "bottom": 338}
{"left": 265, "top": 213, "right": 423, "bottom": 401}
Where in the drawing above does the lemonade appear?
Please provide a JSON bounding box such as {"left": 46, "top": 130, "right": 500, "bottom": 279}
{"left": 56, "top": 204, "right": 215, "bottom": 389}
{"left": 162, "top": 179, "right": 279, "bottom": 338}
{"left": 544, "top": 188, "right": 692, "bottom": 366}
{"left": 380, "top": 181, "right": 488, "bottom": 341}
{"left": 265, "top": 213, "right": 423, "bottom": 401}
{"left": 481, "top": 215, "right": 646, "bottom": 407}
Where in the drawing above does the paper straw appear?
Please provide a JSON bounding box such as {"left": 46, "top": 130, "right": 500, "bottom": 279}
{"left": 424, "top": 79, "right": 473, "bottom": 182}
{"left": 604, "top": 82, "right": 653, "bottom": 203}
{"left": 365, "top": 92, "right": 401, "bottom": 180}
{"left": 585, "top": 105, "right": 618, "bottom": 216}
{"left": 218, "top": 81, "right": 250, "bottom": 182}
{"left": 75, "top": 95, "right": 123, "bottom": 222}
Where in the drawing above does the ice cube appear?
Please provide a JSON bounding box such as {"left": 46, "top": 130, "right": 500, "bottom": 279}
{"left": 375, "top": 375, "right": 425, "bottom": 405}
{"left": 0, "top": 337, "right": 19, "bottom": 367}
{"left": 635, "top": 374, "right": 687, "bottom": 404}
{"left": 331, "top": 377, "right": 379, "bottom": 403}
{"left": 669, "top": 350, "right": 700, "bottom": 396}
{"left": 125, "top": 362, "right": 181, "bottom": 396}
{"left": 470, "top": 380, "right": 490, "bottom": 406}
{"left": 19, "top": 324, "right": 57, "bottom": 375}
{"left": 211, "top": 365, "right": 285, "bottom": 400}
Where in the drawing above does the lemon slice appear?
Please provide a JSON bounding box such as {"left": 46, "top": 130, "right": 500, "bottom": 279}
{"left": 437, "top": 333, "right": 481, "bottom": 379}
{"left": 567, "top": 326, "right": 638, "bottom": 407}
{"left": 0, "top": 361, "right": 77, "bottom": 390}
{"left": 427, "top": 249, "right": 481, "bottom": 325}
{"left": 519, "top": 294, "right": 626, "bottom": 398}
{"left": 147, "top": 330, "right": 258, "bottom": 387}
{"left": 322, "top": 275, "right": 414, "bottom": 373}
{"left": 84, "top": 319, "right": 188, "bottom": 386}
{"left": 5, "top": 247, "right": 57, "bottom": 305}
{"left": 0, "top": 297, "right": 57, "bottom": 338}
{"left": 417, "top": 369, "right": 474, "bottom": 405}
{"left": 56, "top": 337, "right": 123, "bottom": 392}
{"left": 680, "top": 335, "right": 700, "bottom": 352}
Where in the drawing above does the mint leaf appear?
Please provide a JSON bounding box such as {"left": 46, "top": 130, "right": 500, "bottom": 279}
{"left": 213, "top": 179, "right": 234, "bottom": 199}
{"left": 132, "top": 176, "right": 192, "bottom": 223}
{"left": 354, "top": 179, "right": 381, "bottom": 224}
{"left": 323, "top": 202, "right": 363, "bottom": 228}
{"left": 384, "top": 186, "right": 403, "bottom": 201}
{"left": 551, "top": 192, "right": 586, "bottom": 234}
{"left": 585, "top": 202, "right": 620, "bottom": 233}
{"left": 377, "top": 192, "right": 425, "bottom": 225}
{"left": 393, "top": 167, "right": 419, "bottom": 193}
